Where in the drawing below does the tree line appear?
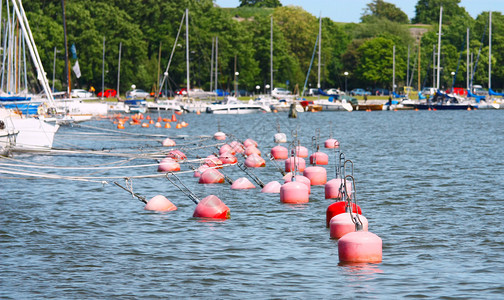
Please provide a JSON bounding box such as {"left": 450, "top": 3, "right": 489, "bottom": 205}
{"left": 18, "top": 0, "right": 504, "bottom": 96}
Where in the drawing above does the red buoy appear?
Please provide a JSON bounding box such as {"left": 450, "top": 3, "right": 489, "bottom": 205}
{"left": 231, "top": 177, "right": 256, "bottom": 189}
{"left": 338, "top": 231, "right": 382, "bottom": 263}
{"left": 157, "top": 158, "right": 181, "bottom": 172}
{"left": 329, "top": 212, "right": 368, "bottom": 239}
{"left": 198, "top": 168, "right": 225, "bottom": 184}
{"left": 271, "top": 145, "right": 288, "bottom": 160}
{"left": 285, "top": 157, "right": 306, "bottom": 172}
{"left": 280, "top": 181, "right": 309, "bottom": 204}
{"left": 193, "top": 195, "right": 230, "bottom": 219}
{"left": 309, "top": 152, "right": 329, "bottom": 165}
{"left": 193, "top": 165, "right": 210, "bottom": 177}
{"left": 144, "top": 195, "right": 177, "bottom": 212}
{"left": 303, "top": 166, "right": 327, "bottom": 185}
{"left": 325, "top": 138, "right": 340, "bottom": 149}
{"left": 326, "top": 201, "right": 362, "bottom": 227}
{"left": 261, "top": 181, "right": 281, "bottom": 193}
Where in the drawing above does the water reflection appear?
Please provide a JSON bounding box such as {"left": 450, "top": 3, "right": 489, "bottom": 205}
{"left": 339, "top": 262, "right": 384, "bottom": 279}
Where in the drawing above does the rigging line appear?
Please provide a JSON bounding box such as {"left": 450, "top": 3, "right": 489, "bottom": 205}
{"left": 0, "top": 155, "right": 137, "bottom": 167}
{"left": 74, "top": 123, "right": 170, "bottom": 138}
{"left": 0, "top": 161, "right": 160, "bottom": 170}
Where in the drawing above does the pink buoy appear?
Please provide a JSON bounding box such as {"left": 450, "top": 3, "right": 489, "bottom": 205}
{"left": 326, "top": 201, "right": 362, "bottom": 227}
{"left": 214, "top": 132, "right": 226, "bottom": 140}
{"left": 274, "top": 132, "right": 287, "bottom": 143}
{"left": 166, "top": 150, "right": 187, "bottom": 161}
{"left": 162, "top": 138, "right": 176, "bottom": 147}
{"left": 338, "top": 231, "right": 382, "bottom": 263}
{"left": 219, "top": 144, "right": 236, "bottom": 156}
{"left": 303, "top": 166, "right": 327, "bottom": 185}
{"left": 193, "top": 165, "right": 210, "bottom": 177}
{"left": 243, "top": 138, "right": 258, "bottom": 148}
{"left": 144, "top": 195, "right": 177, "bottom": 212}
{"left": 309, "top": 152, "right": 329, "bottom": 165}
{"left": 329, "top": 212, "right": 368, "bottom": 239}
{"left": 245, "top": 146, "right": 261, "bottom": 157}
{"left": 325, "top": 178, "right": 353, "bottom": 199}
{"left": 205, "top": 155, "right": 223, "bottom": 168}
{"left": 193, "top": 195, "right": 230, "bottom": 219}
{"left": 261, "top": 181, "right": 282, "bottom": 193}
{"left": 231, "top": 177, "right": 256, "bottom": 189}
{"left": 294, "top": 146, "right": 308, "bottom": 158}
{"left": 157, "top": 158, "right": 181, "bottom": 172}
{"left": 270, "top": 145, "right": 288, "bottom": 160}
{"left": 325, "top": 138, "right": 340, "bottom": 149}
{"left": 245, "top": 153, "right": 266, "bottom": 168}
{"left": 219, "top": 153, "right": 237, "bottom": 165}
{"left": 198, "top": 168, "right": 225, "bottom": 184}
{"left": 229, "top": 141, "right": 245, "bottom": 154}
{"left": 283, "top": 173, "right": 311, "bottom": 194}
{"left": 285, "top": 157, "right": 306, "bottom": 172}
{"left": 280, "top": 181, "right": 309, "bottom": 204}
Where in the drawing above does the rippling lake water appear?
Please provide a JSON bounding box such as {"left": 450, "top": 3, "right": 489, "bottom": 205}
{"left": 1, "top": 109, "right": 503, "bottom": 299}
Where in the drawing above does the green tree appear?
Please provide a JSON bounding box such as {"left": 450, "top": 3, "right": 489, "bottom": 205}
{"left": 413, "top": 0, "right": 470, "bottom": 25}
{"left": 239, "top": 0, "right": 282, "bottom": 8}
{"left": 361, "top": 0, "right": 409, "bottom": 24}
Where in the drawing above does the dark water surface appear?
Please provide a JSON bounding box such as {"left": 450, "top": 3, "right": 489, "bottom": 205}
{"left": 1, "top": 110, "right": 503, "bottom": 299}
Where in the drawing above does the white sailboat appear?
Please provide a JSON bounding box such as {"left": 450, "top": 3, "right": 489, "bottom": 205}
{"left": 0, "top": 0, "right": 60, "bottom": 150}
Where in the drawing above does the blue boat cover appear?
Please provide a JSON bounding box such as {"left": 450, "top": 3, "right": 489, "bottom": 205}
{"left": 489, "top": 88, "right": 504, "bottom": 97}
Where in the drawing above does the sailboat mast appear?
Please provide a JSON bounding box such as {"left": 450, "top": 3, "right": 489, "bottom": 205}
{"left": 270, "top": 15, "right": 273, "bottom": 92}
{"left": 117, "top": 41, "right": 122, "bottom": 98}
{"left": 185, "top": 8, "right": 190, "bottom": 97}
{"left": 466, "top": 28, "right": 469, "bottom": 90}
{"left": 210, "top": 37, "right": 214, "bottom": 92}
{"left": 215, "top": 36, "right": 218, "bottom": 93}
{"left": 317, "top": 13, "right": 321, "bottom": 94}
{"left": 436, "top": 5, "right": 442, "bottom": 90}
{"left": 61, "top": 0, "right": 69, "bottom": 97}
{"left": 488, "top": 11, "right": 492, "bottom": 90}
{"left": 392, "top": 45, "right": 395, "bottom": 93}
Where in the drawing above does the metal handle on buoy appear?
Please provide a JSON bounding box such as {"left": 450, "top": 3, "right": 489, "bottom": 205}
{"left": 113, "top": 180, "right": 147, "bottom": 204}
{"left": 165, "top": 172, "right": 200, "bottom": 204}
{"left": 237, "top": 163, "right": 265, "bottom": 188}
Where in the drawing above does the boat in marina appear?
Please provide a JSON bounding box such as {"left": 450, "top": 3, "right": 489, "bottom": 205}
{"left": 314, "top": 97, "right": 353, "bottom": 111}
{"left": 147, "top": 99, "right": 185, "bottom": 112}
{"left": 124, "top": 99, "right": 147, "bottom": 114}
{"left": 0, "top": 108, "right": 18, "bottom": 156}
{"left": 206, "top": 96, "right": 270, "bottom": 114}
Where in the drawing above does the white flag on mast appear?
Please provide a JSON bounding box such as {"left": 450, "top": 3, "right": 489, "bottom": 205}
{"left": 72, "top": 60, "right": 81, "bottom": 78}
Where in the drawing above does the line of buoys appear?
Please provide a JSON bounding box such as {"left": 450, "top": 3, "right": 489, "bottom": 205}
{"left": 280, "top": 180, "right": 309, "bottom": 204}
{"left": 205, "top": 155, "right": 223, "bottom": 169}
{"left": 243, "top": 138, "right": 258, "bottom": 148}
{"left": 338, "top": 231, "right": 382, "bottom": 263}
{"left": 219, "top": 153, "right": 238, "bottom": 165}
{"left": 219, "top": 144, "right": 236, "bottom": 156}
